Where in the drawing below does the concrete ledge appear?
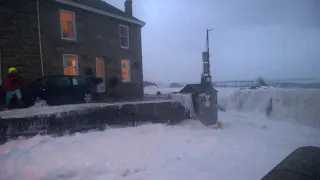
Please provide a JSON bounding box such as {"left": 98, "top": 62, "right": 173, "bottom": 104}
{"left": 0, "top": 100, "right": 187, "bottom": 144}
{"left": 261, "top": 146, "right": 320, "bottom": 180}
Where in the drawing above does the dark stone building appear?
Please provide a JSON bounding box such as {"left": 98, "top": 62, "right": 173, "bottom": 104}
{"left": 0, "top": 0, "right": 145, "bottom": 98}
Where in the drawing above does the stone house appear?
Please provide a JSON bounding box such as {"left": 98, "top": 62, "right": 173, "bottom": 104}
{"left": 0, "top": 0, "right": 145, "bottom": 98}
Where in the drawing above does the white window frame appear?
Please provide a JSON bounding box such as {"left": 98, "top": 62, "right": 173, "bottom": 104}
{"left": 119, "top": 24, "right": 130, "bottom": 49}
{"left": 63, "top": 54, "right": 79, "bottom": 75}
{"left": 60, "top": 9, "right": 77, "bottom": 41}
{"left": 121, "top": 59, "right": 131, "bottom": 82}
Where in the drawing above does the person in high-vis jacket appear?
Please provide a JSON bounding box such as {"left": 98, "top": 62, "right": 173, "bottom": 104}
{"left": 5, "top": 67, "right": 24, "bottom": 107}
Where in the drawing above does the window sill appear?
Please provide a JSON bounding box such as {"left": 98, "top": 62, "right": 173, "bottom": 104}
{"left": 120, "top": 46, "right": 130, "bottom": 50}
{"left": 62, "top": 38, "right": 78, "bottom": 43}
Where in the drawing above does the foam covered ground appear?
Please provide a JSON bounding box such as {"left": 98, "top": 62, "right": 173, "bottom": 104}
{"left": 0, "top": 87, "right": 319, "bottom": 180}
{"left": 1, "top": 112, "right": 319, "bottom": 180}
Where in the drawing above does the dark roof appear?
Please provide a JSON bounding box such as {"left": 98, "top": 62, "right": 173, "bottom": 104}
{"left": 180, "top": 84, "right": 218, "bottom": 94}
{"left": 69, "top": 0, "right": 144, "bottom": 25}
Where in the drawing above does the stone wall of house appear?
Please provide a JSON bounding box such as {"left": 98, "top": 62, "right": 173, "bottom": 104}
{"left": 0, "top": 0, "right": 42, "bottom": 84}
{"left": 39, "top": 0, "right": 144, "bottom": 98}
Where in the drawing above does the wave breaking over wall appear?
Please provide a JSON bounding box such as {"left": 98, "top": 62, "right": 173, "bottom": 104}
{"left": 171, "top": 93, "right": 196, "bottom": 119}
{"left": 219, "top": 88, "right": 320, "bottom": 128}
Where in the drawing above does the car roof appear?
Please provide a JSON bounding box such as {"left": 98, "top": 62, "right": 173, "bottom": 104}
{"left": 41, "top": 75, "right": 87, "bottom": 78}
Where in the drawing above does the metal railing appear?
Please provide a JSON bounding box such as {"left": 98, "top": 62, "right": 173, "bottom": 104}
{"left": 213, "top": 81, "right": 254, "bottom": 88}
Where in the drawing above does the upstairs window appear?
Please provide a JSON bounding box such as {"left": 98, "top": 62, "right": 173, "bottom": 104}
{"left": 60, "top": 10, "right": 76, "bottom": 40}
{"left": 119, "top": 25, "right": 129, "bottom": 49}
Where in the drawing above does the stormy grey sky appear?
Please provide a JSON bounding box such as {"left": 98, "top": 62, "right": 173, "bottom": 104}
{"left": 105, "top": 0, "right": 320, "bottom": 83}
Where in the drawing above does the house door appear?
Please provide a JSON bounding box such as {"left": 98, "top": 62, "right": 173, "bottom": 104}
{"left": 96, "top": 57, "right": 106, "bottom": 93}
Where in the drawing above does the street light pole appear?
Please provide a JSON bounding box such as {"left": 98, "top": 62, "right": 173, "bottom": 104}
{"left": 202, "top": 29, "right": 214, "bottom": 85}
{"left": 206, "top": 28, "right": 214, "bottom": 78}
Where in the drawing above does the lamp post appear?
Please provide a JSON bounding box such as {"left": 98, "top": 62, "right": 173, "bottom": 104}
{"left": 201, "top": 29, "right": 214, "bottom": 85}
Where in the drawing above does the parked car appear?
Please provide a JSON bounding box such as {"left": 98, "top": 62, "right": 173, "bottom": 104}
{"left": 23, "top": 75, "right": 102, "bottom": 106}
{"left": 0, "top": 75, "right": 103, "bottom": 108}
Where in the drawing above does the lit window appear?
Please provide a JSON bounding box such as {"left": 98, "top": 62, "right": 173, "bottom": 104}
{"left": 119, "top": 25, "right": 129, "bottom": 49}
{"left": 121, "top": 59, "right": 131, "bottom": 82}
{"left": 60, "top": 10, "right": 76, "bottom": 40}
{"left": 96, "top": 57, "right": 105, "bottom": 78}
{"left": 63, "top": 54, "right": 78, "bottom": 75}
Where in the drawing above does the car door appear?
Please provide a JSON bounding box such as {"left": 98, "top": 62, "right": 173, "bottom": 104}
{"left": 70, "top": 76, "right": 92, "bottom": 103}
{"left": 26, "top": 77, "right": 50, "bottom": 99}
{"left": 47, "top": 76, "right": 73, "bottom": 105}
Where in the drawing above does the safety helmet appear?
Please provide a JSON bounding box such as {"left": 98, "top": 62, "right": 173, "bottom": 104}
{"left": 8, "top": 67, "right": 17, "bottom": 74}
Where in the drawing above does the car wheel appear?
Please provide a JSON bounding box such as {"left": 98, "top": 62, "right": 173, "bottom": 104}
{"left": 84, "top": 93, "right": 92, "bottom": 103}
{"left": 34, "top": 96, "right": 42, "bottom": 103}
{"left": 34, "top": 96, "right": 47, "bottom": 106}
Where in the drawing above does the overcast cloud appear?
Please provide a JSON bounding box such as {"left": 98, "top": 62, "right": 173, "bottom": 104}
{"left": 105, "top": 0, "right": 320, "bottom": 83}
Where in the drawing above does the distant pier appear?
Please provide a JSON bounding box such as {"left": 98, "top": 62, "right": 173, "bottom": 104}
{"left": 213, "top": 81, "right": 254, "bottom": 88}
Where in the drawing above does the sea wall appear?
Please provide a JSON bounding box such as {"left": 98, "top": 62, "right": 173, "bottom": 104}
{"left": 0, "top": 97, "right": 195, "bottom": 144}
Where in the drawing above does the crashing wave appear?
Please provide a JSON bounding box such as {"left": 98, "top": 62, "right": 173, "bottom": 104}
{"left": 171, "top": 93, "right": 196, "bottom": 119}
{"left": 219, "top": 88, "right": 320, "bottom": 128}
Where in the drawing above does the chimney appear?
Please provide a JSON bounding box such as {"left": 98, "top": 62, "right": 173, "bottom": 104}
{"left": 124, "top": 0, "right": 133, "bottom": 16}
